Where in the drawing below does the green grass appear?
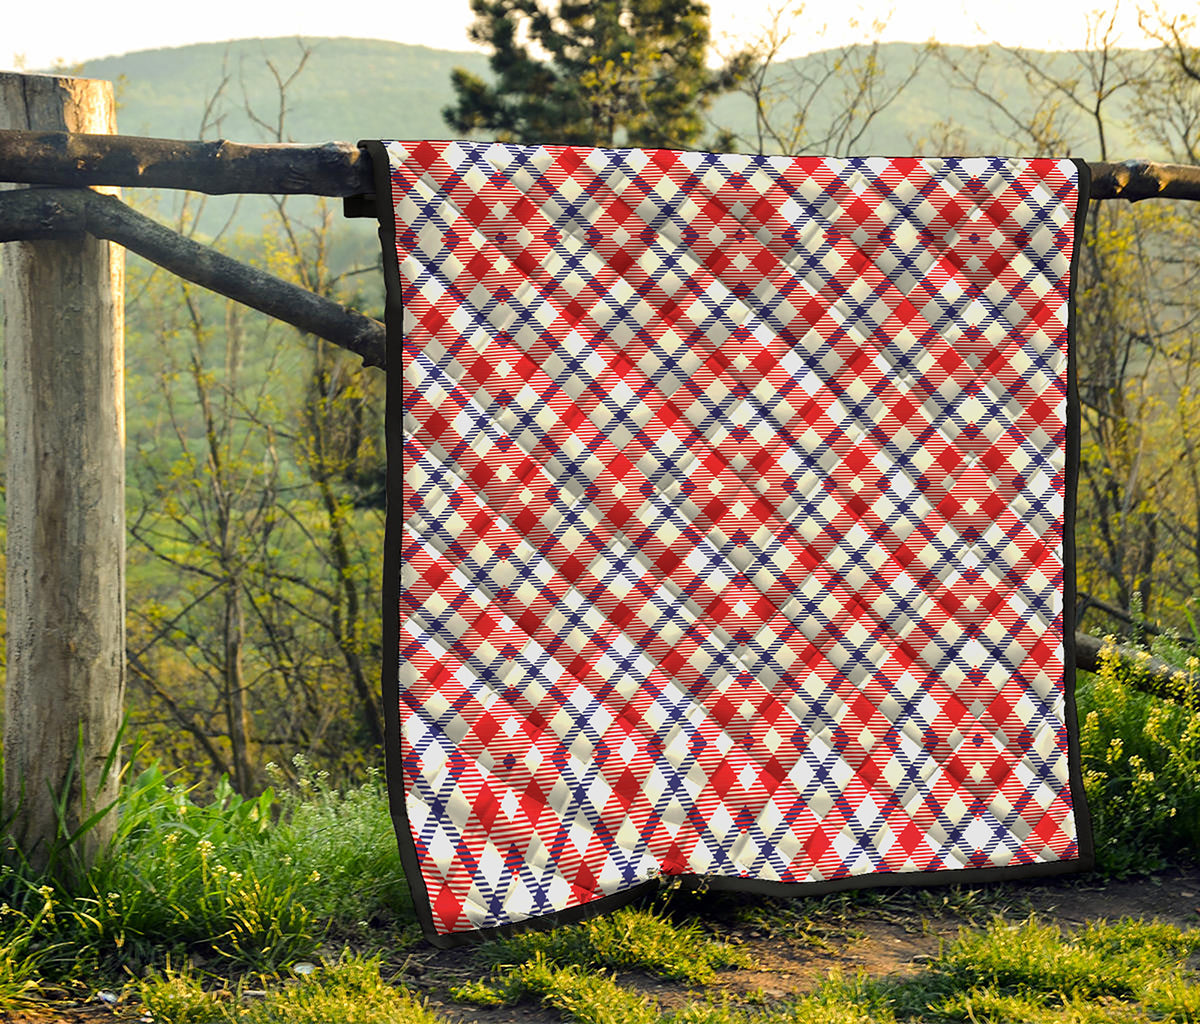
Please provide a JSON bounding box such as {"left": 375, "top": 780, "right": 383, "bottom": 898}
{"left": 450, "top": 910, "right": 1200, "bottom": 1024}
{"left": 55, "top": 765, "right": 321, "bottom": 972}
{"left": 454, "top": 905, "right": 750, "bottom": 1016}
{"left": 934, "top": 917, "right": 1200, "bottom": 1004}
{"left": 0, "top": 801, "right": 1192, "bottom": 1023}
{"left": 0, "top": 641, "right": 1195, "bottom": 1020}
{"left": 456, "top": 955, "right": 663, "bottom": 1024}
{"left": 472, "top": 904, "right": 750, "bottom": 984}
{"left": 671, "top": 984, "right": 890, "bottom": 1024}
{"left": 273, "top": 917, "right": 1200, "bottom": 1023}
{"left": 922, "top": 917, "right": 1200, "bottom": 1023}
{"left": 259, "top": 757, "right": 414, "bottom": 937}
{"left": 139, "top": 953, "right": 442, "bottom": 1024}
{"left": 445, "top": 916, "right": 1200, "bottom": 1022}
{"left": 0, "top": 755, "right": 413, "bottom": 983}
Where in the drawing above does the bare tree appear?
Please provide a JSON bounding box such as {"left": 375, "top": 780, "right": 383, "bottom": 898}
{"left": 127, "top": 281, "right": 288, "bottom": 792}
{"left": 928, "top": 7, "right": 1200, "bottom": 638}
{"left": 1137, "top": 5, "right": 1200, "bottom": 161}
{"left": 123, "top": 50, "right": 386, "bottom": 787}
{"left": 719, "top": 2, "right": 930, "bottom": 157}
{"left": 935, "top": 8, "right": 1147, "bottom": 159}
{"left": 239, "top": 42, "right": 387, "bottom": 749}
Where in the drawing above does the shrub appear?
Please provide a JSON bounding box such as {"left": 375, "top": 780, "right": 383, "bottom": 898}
{"left": 1077, "top": 639, "right": 1200, "bottom": 873}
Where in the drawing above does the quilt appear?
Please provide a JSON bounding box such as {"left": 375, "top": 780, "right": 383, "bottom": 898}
{"left": 358, "top": 140, "right": 1093, "bottom": 947}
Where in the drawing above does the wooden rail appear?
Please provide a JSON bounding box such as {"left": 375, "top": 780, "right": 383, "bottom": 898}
{"left": 2, "top": 130, "right": 1200, "bottom": 202}
{"left": 0, "top": 187, "right": 385, "bottom": 368}
{"left": 4, "top": 128, "right": 1200, "bottom": 686}
{"left": 0, "top": 130, "right": 372, "bottom": 195}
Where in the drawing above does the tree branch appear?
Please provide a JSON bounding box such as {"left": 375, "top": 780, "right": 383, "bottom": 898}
{"left": 126, "top": 646, "right": 232, "bottom": 778}
{"left": 0, "top": 187, "right": 385, "bottom": 368}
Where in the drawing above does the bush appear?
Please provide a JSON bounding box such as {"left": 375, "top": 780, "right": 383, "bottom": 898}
{"left": 1077, "top": 639, "right": 1200, "bottom": 873}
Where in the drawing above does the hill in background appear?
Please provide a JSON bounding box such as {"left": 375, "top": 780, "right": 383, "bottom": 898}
{"left": 71, "top": 35, "right": 1151, "bottom": 274}
{"left": 79, "top": 35, "right": 1145, "bottom": 159}
{"left": 82, "top": 37, "right": 491, "bottom": 144}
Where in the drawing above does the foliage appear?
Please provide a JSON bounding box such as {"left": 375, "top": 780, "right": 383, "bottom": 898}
{"left": 1077, "top": 639, "right": 1200, "bottom": 873}
{"left": 444, "top": 0, "right": 746, "bottom": 147}
{"left": 1074, "top": 201, "right": 1174, "bottom": 623}
{"left": 125, "top": 271, "right": 290, "bottom": 793}
{"left": 120, "top": 50, "right": 387, "bottom": 787}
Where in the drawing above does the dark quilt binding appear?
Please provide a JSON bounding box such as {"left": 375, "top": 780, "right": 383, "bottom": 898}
{"left": 358, "top": 141, "right": 1094, "bottom": 948}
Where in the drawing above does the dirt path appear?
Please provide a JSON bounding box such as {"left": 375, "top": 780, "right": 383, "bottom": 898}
{"left": 411, "top": 864, "right": 1200, "bottom": 1024}
{"left": 6, "top": 864, "right": 1200, "bottom": 1023}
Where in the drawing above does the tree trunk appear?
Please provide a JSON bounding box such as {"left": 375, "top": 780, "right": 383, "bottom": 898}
{"left": 224, "top": 583, "right": 255, "bottom": 795}
{"left": 309, "top": 341, "right": 385, "bottom": 747}
{"left": 317, "top": 470, "right": 384, "bottom": 747}
{"left": 0, "top": 72, "right": 125, "bottom": 871}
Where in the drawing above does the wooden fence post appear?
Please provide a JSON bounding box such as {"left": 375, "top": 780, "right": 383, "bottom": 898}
{"left": 0, "top": 73, "right": 125, "bottom": 870}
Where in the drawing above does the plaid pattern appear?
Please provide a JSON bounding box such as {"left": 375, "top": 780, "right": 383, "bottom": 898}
{"left": 372, "top": 141, "right": 1091, "bottom": 944}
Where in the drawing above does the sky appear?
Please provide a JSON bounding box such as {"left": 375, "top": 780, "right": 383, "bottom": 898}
{"left": 3, "top": 0, "right": 1191, "bottom": 73}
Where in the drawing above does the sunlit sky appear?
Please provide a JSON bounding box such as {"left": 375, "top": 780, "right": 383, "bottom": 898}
{"left": 4, "top": 0, "right": 1192, "bottom": 73}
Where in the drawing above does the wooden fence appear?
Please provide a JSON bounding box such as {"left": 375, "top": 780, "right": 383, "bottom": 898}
{"left": 1, "top": 69, "right": 1199, "bottom": 868}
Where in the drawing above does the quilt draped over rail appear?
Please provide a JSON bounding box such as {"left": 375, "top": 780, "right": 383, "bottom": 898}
{"left": 357, "top": 141, "right": 1093, "bottom": 947}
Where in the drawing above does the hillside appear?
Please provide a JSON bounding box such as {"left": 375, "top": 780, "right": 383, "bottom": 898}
{"left": 81, "top": 37, "right": 491, "bottom": 144}
{"left": 78, "top": 36, "right": 1147, "bottom": 159}
{"left": 58, "top": 33, "right": 1158, "bottom": 496}
{"left": 67, "top": 35, "right": 1152, "bottom": 273}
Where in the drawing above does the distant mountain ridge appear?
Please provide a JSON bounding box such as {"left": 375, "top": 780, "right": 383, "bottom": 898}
{"left": 77, "top": 36, "right": 1145, "bottom": 160}
{"left": 81, "top": 38, "right": 492, "bottom": 144}
{"left": 68, "top": 36, "right": 1153, "bottom": 274}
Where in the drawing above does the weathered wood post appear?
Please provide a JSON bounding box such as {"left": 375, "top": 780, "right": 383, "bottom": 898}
{"left": 0, "top": 73, "right": 125, "bottom": 870}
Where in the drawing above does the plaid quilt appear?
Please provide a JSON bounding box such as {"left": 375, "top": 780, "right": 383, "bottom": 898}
{"left": 360, "top": 141, "right": 1093, "bottom": 946}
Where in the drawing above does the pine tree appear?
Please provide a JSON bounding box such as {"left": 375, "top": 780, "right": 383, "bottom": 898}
{"left": 444, "top": 0, "right": 743, "bottom": 148}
